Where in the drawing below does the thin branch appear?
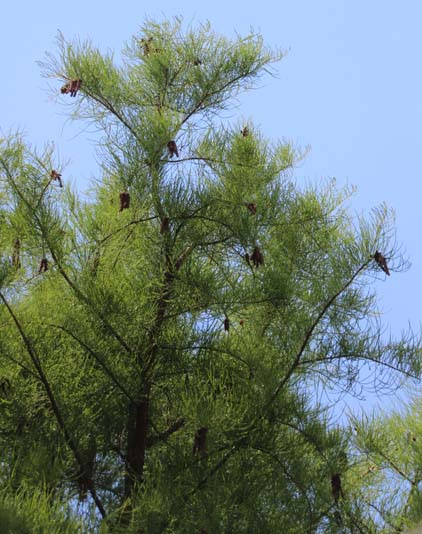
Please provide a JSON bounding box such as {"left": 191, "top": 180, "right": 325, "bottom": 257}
{"left": 50, "top": 323, "right": 135, "bottom": 403}
{"left": 146, "top": 418, "right": 186, "bottom": 447}
{"left": 99, "top": 215, "right": 158, "bottom": 245}
{"left": 1, "top": 156, "right": 132, "bottom": 355}
{"left": 48, "top": 248, "right": 132, "bottom": 355}
{"left": 376, "top": 450, "right": 413, "bottom": 484}
{"left": 0, "top": 291, "right": 107, "bottom": 518}
{"left": 299, "top": 354, "right": 418, "bottom": 380}
{"left": 263, "top": 260, "right": 371, "bottom": 410}
{"left": 180, "top": 71, "right": 260, "bottom": 127}
{"left": 81, "top": 89, "right": 143, "bottom": 145}
{"left": 184, "top": 444, "right": 238, "bottom": 499}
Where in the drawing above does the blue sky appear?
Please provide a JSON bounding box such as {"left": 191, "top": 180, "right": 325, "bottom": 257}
{"left": 1, "top": 1, "right": 421, "bottom": 408}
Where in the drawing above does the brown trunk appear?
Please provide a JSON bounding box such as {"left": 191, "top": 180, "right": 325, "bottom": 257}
{"left": 124, "top": 383, "right": 150, "bottom": 500}
{"left": 120, "top": 245, "right": 192, "bottom": 508}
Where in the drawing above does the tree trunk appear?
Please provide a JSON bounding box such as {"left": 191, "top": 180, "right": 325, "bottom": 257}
{"left": 124, "top": 382, "right": 150, "bottom": 500}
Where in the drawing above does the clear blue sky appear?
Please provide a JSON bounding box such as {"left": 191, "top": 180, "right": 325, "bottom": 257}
{"left": 1, "top": 1, "right": 421, "bottom": 408}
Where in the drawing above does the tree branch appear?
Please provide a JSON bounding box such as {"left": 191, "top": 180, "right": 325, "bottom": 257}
{"left": 263, "top": 260, "right": 371, "bottom": 410}
{"left": 0, "top": 291, "right": 107, "bottom": 518}
{"left": 50, "top": 323, "right": 135, "bottom": 403}
{"left": 146, "top": 418, "right": 186, "bottom": 447}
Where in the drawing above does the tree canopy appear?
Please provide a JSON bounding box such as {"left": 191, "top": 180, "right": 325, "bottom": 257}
{"left": 0, "top": 17, "right": 421, "bottom": 534}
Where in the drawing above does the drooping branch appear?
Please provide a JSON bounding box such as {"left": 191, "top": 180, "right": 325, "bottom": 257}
{"left": 50, "top": 323, "right": 135, "bottom": 403}
{"left": 49, "top": 248, "right": 133, "bottom": 355}
{"left": 263, "top": 260, "right": 371, "bottom": 410}
{"left": 0, "top": 156, "right": 132, "bottom": 356}
{"left": 0, "top": 291, "right": 107, "bottom": 518}
{"left": 147, "top": 417, "right": 186, "bottom": 447}
{"left": 99, "top": 215, "right": 159, "bottom": 245}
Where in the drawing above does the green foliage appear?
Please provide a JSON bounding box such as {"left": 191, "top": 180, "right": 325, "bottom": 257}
{"left": 0, "top": 486, "right": 83, "bottom": 533}
{"left": 348, "top": 397, "right": 422, "bottom": 533}
{"left": 0, "top": 16, "right": 420, "bottom": 534}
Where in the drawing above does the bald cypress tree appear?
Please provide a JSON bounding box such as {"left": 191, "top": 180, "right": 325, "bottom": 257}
{"left": 0, "top": 18, "right": 420, "bottom": 533}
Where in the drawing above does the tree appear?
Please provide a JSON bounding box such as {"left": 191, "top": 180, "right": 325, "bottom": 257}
{"left": 347, "top": 394, "right": 422, "bottom": 533}
{"left": 0, "top": 17, "right": 420, "bottom": 533}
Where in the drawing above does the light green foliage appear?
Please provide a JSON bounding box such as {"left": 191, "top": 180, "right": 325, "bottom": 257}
{"left": 0, "top": 486, "right": 83, "bottom": 533}
{"left": 348, "top": 398, "right": 422, "bottom": 533}
{"left": 0, "top": 16, "right": 420, "bottom": 533}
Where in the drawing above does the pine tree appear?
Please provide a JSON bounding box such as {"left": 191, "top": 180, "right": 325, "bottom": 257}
{"left": 347, "top": 396, "right": 422, "bottom": 533}
{"left": 0, "top": 17, "right": 420, "bottom": 533}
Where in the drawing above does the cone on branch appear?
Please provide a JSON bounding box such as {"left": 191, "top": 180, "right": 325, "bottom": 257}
{"left": 119, "top": 191, "right": 130, "bottom": 212}
{"left": 251, "top": 246, "right": 264, "bottom": 268}
{"left": 39, "top": 258, "right": 48, "bottom": 273}
{"left": 331, "top": 473, "right": 343, "bottom": 503}
{"left": 61, "top": 79, "right": 82, "bottom": 97}
{"left": 245, "top": 202, "right": 257, "bottom": 215}
{"left": 167, "top": 140, "right": 179, "bottom": 158}
{"left": 50, "top": 170, "right": 63, "bottom": 187}
{"left": 11, "top": 238, "right": 21, "bottom": 269}
{"left": 374, "top": 250, "right": 390, "bottom": 276}
{"left": 160, "top": 217, "right": 170, "bottom": 234}
{"left": 193, "top": 427, "right": 208, "bottom": 457}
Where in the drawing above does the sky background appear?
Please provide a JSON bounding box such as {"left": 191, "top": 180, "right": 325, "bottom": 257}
{"left": 1, "top": 0, "right": 421, "bottom": 412}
